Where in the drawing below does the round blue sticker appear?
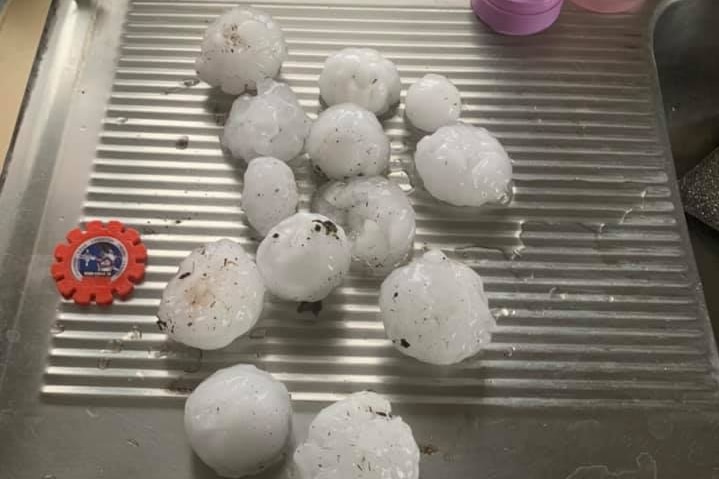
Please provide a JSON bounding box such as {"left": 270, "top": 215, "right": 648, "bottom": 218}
{"left": 71, "top": 237, "right": 128, "bottom": 280}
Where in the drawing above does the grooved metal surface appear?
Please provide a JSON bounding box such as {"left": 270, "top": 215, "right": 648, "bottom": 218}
{"left": 41, "top": 0, "right": 719, "bottom": 410}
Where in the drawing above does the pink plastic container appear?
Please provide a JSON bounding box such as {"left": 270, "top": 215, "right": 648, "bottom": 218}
{"left": 570, "top": 0, "right": 645, "bottom": 13}
{"left": 471, "top": 0, "right": 564, "bottom": 36}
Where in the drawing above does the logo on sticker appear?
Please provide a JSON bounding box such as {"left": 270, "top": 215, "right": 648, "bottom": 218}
{"left": 71, "top": 237, "right": 129, "bottom": 280}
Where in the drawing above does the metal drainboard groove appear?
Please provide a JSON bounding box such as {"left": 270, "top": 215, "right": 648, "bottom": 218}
{"left": 42, "top": 0, "right": 719, "bottom": 407}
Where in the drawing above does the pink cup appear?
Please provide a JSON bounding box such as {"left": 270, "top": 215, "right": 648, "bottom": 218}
{"left": 471, "top": 0, "right": 565, "bottom": 36}
{"left": 570, "top": 0, "right": 646, "bottom": 13}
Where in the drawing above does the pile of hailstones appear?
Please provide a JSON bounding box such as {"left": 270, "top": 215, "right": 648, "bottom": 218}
{"left": 156, "top": 7, "right": 513, "bottom": 479}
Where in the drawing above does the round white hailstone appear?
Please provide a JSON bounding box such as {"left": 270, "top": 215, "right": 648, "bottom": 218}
{"left": 405, "top": 74, "right": 462, "bottom": 133}
{"left": 157, "top": 239, "right": 265, "bottom": 350}
{"left": 222, "top": 79, "right": 312, "bottom": 164}
{"left": 379, "top": 249, "right": 495, "bottom": 365}
{"left": 414, "top": 123, "right": 512, "bottom": 207}
{"left": 306, "top": 104, "right": 390, "bottom": 180}
{"left": 185, "top": 364, "right": 292, "bottom": 478}
{"left": 319, "top": 48, "right": 401, "bottom": 116}
{"left": 312, "top": 176, "right": 416, "bottom": 274}
{"left": 195, "top": 8, "right": 287, "bottom": 95}
{"left": 256, "top": 213, "right": 352, "bottom": 302}
{"left": 293, "top": 391, "right": 420, "bottom": 479}
{"left": 242, "top": 157, "right": 299, "bottom": 236}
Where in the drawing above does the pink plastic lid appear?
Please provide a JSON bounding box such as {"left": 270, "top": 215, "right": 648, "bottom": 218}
{"left": 498, "top": 0, "right": 563, "bottom": 14}
{"left": 471, "top": 0, "right": 564, "bottom": 36}
{"left": 570, "top": 0, "right": 645, "bottom": 13}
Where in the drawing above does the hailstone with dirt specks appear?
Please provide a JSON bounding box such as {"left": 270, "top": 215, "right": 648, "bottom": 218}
{"left": 222, "top": 79, "right": 311, "bottom": 163}
{"left": 405, "top": 74, "right": 462, "bottom": 132}
{"left": 307, "top": 104, "right": 390, "bottom": 180}
{"left": 195, "top": 7, "right": 287, "bottom": 95}
{"left": 256, "top": 212, "right": 352, "bottom": 302}
{"left": 157, "top": 239, "right": 265, "bottom": 350}
{"left": 312, "top": 176, "right": 415, "bottom": 274}
{"left": 185, "top": 364, "right": 292, "bottom": 478}
{"left": 379, "top": 249, "right": 495, "bottom": 365}
{"left": 293, "top": 391, "right": 420, "bottom": 479}
{"left": 242, "top": 157, "right": 299, "bottom": 236}
{"left": 319, "top": 48, "right": 401, "bottom": 116}
{"left": 414, "top": 123, "right": 512, "bottom": 207}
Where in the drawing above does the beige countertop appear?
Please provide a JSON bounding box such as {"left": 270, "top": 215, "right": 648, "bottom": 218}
{"left": 0, "top": 0, "right": 52, "bottom": 170}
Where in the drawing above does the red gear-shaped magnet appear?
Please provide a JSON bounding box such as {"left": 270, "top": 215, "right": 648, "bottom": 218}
{"left": 51, "top": 220, "right": 147, "bottom": 305}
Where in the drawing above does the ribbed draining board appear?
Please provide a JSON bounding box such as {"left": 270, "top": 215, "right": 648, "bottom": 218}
{"left": 42, "top": 1, "right": 718, "bottom": 411}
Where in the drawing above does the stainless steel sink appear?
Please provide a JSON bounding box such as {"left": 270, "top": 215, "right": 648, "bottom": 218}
{"left": 2, "top": 1, "right": 719, "bottom": 478}
{"left": 654, "top": 0, "right": 719, "bottom": 340}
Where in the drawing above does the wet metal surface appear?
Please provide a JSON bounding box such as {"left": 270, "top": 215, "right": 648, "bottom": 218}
{"left": 1, "top": 0, "right": 719, "bottom": 477}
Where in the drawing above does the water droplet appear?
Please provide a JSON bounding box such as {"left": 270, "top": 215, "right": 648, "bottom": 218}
{"left": 116, "top": 117, "right": 128, "bottom": 124}
{"left": 639, "top": 188, "right": 648, "bottom": 210}
{"left": 491, "top": 308, "right": 509, "bottom": 318}
{"left": 50, "top": 322, "right": 65, "bottom": 336}
{"left": 549, "top": 287, "right": 568, "bottom": 300}
{"left": 103, "top": 339, "right": 123, "bottom": 353}
{"left": 504, "top": 347, "right": 515, "bottom": 358}
{"left": 97, "top": 357, "right": 111, "bottom": 369}
{"left": 608, "top": 296, "right": 616, "bottom": 303}
{"left": 388, "top": 169, "right": 413, "bottom": 194}
{"left": 41, "top": 474, "right": 56, "bottom": 479}
{"left": 85, "top": 408, "right": 100, "bottom": 419}
{"left": 249, "top": 328, "right": 267, "bottom": 339}
{"left": 619, "top": 208, "right": 634, "bottom": 224}
{"left": 126, "top": 325, "right": 142, "bottom": 340}
{"left": 504, "top": 245, "right": 525, "bottom": 261}
{"left": 148, "top": 345, "right": 170, "bottom": 359}
{"left": 497, "top": 183, "right": 514, "bottom": 206}
{"left": 5, "top": 329, "right": 20, "bottom": 343}
{"left": 126, "top": 438, "right": 140, "bottom": 448}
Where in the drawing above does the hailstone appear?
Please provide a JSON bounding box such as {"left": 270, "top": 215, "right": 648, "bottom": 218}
{"left": 319, "top": 48, "right": 401, "bottom": 116}
{"left": 379, "top": 249, "right": 495, "bottom": 365}
{"left": 184, "top": 364, "right": 292, "bottom": 478}
{"left": 312, "top": 176, "right": 415, "bottom": 273}
{"left": 293, "top": 391, "right": 420, "bottom": 479}
{"left": 306, "top": 103, "right": 390, "bottom": 180}
{"left": 242, "top": 156, "right": 299, "bottom": 236}
{"left": 405, "top": 74, "right": 462, "bottom": 132}
{"left": 157, "top": 239, "right": 265, "bottom": 350}
{"left": 195, "top": 7, "right": 288, "bottom": 95}
{"left": 414, "top": 123, "right": 512, "bottom": 207}
{"left": 256, "top": 213, "right": 352, "bottom": 302}
{"left": 222, "top": 79, "right": 311, "bottom": 163}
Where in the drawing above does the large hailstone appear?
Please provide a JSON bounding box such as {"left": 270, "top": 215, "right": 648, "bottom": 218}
{"left": 405, "top": 74, "right": 462, "bottom": 133}
{"left": 242, "top": 157, "right": 299, "bottom": 236}
{"left": 157, "top": 239, "right": 265, "bottom": 350}
{"left": 195, "top": 8, "right": 287, "bottom": 95}
{"left": 294, "top": 391, "right": 420, "bottom": 479}
{"left": 256, "top": 212, "right": 352, "bottom": 302}
{"left": 222, "top": 79, "right": 311, "bottom": 163}
{"left": 379, "top": 249, "right": 495, "bottom": 365}
{"left": 312, "top": 176, "right": 416, "bottom": 273}
{"left": 307, "top": 104, "right": 390, "bottom": 180}
{"left": 319, "top": 48, "right": 401, "bottom": 116}
{"left": 185, "top": 364, "right": 292, "bottom": 478}
{"left": 414, "top": 123, "right": 512, "bottom": 207}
